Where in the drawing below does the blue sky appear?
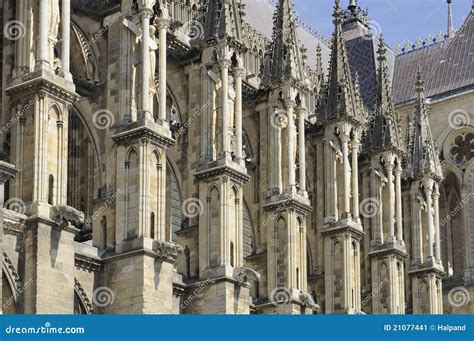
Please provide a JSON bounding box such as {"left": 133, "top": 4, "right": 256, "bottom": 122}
{"left": 292, "top": 0, "right": 473, "bottom": 47}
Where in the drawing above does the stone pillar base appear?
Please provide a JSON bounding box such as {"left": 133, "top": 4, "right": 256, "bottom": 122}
{"left": 21, "top": 218, "right": 77, "bottom": 314}
{"left": 182, "top": 277, "right": 251, "bottom": 314}
{"left": 102, "top": 238, "right": 181, "bottom": 314}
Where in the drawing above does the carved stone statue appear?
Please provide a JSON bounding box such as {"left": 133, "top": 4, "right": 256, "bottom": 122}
{"left": 49, "top": 0, "right": 60, "bottom": 64}
{"left": 149, "top": 24, "right": 158, "bottom": 90}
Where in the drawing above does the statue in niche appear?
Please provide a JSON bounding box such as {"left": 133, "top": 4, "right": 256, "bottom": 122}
{"left": 123, "top": 14, "right": 142, "bottom": 118}
{"left": 149, "top": 23, "right": 158, "bottom": 100}
{"left": 228, "top": 76, "right": 236, "bottom": 151}
{"left": 207, "top": 63, "right": 221, "bottom": 159}
{"left": 49, "top": 0, "right": 60, "bottom": 65}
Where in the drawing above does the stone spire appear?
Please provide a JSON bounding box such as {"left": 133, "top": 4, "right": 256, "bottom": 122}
{"left": 405, "top": 67, "right": 442, "bottom": 180}
{"left": 203, "top": 0, "right": 244, "bottom": 42}
{"left": 262, "top": 0, "right": 307, "bottom": 86}
{"left": 319, "top": 0, "right": 364, "bottom": 124}
{"left": 447, "top": 0, "right": 454, "bottom": 38}
{"left": 364, "top": 36, "right": 403, "bottom": 152}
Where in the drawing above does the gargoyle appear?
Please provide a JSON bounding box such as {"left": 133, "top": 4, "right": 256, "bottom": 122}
{"left": 50, "top": 205, "right": 85, "bottom": 227}
{"left": 152, "top": 240, "right": 183, "bottom": 259}
{"left": 299, "top": 291, "right": 320, "bottom": 311}
{"left": 233, "top": 267, "right": 260, "bottom": 285}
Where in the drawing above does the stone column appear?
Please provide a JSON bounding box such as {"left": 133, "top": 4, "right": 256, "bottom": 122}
{"left": 386, "top": 160, "right": 395, "bottom": 243}
{"left": 425, "top": 180, "right": 434, "bottom": 260}
{"left": 36, "top": 0, "right": 50, "bottom": 69}
{"left": 220, "top": 59, "right": 231, "bottom": 157}
{"left": 395, "top": 164, "right": 403, "bottom": 243}
{"left": 234, "top": 67, "right": 244, "bottom": 165}
{"left": 286, "top": 100, "right": 296, "bottom": 193}
{"left": 433, "top": 183, "right": 441, "bottom": 262}
{"left": 157, "top": 17, "right": 170, "bottom": 122}
{"left": 59, "top": 0, "right": 72, "bottom": 81}
{"left": 351, "top": 138, "right": 360, "bottom": 222}
{"left": 140, "top": 8, "right": 154, "bottom": 119}
{"left": 340, "top": 131, "right": 351, "bottom": 217}
{"left": 298, "top": 108, "right": 306, "bottom": 195}
{"left": 0, "top": 162, "right": 15, "bottom": 315}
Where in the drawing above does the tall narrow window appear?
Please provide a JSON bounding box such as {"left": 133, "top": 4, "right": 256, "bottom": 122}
{"left": 150, "top": 212, "right": 155, "bottom": 239}
{"left": 230, "top": 242, "right": 235, "bottom": 267}
{"left": 48, "top": 175, "right": 54, "bottom": 205}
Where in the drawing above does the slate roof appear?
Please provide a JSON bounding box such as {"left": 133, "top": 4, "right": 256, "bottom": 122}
{"left": 342, "top": 9, "right": 395, "bottom": 111}
{"left": 243, "top": 0, "right": 331, "bottom": 72}
{"left": 393, "top": 9, "right": 474, "bottom": 105}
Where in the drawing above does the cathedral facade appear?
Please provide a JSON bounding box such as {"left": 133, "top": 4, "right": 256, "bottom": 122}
{"left": 0, "top": 0, "right": 472, "bottom": 315}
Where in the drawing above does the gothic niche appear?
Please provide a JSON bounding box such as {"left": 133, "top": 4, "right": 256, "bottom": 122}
{"left": 67, "top": 110, "right": 99, "bottom": 241}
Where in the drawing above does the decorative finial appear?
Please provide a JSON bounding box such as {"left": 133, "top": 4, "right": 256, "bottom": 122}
{"left": 333, "top": 0, "right": 343, "bottom": 24}
{"left": 377, "top": 35, "right": 387, "bottom": 61}
{"left": 349, "top": 0, "right": 357, "bottom": 11}
{"left": 447, "top": 0, "right": 454, "bottom": 39}
{"left": 415, "top": 66, "right": 425, "bottom": 94}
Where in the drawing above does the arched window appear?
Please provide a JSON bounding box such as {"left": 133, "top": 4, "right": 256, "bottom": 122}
{"left": 230, "top": 242, "right": 235, "bottom": 267}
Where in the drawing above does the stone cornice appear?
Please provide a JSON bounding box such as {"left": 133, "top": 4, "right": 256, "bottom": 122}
{"left": 194, "top": 159, "right": 250, "bottom": 184}
{"left": 112, "top": 121, "right": 175, "bottom": 149}
{"left": 368, "top": 243, "right": 408, "bottom": 259}
{"left": 0, "top": 161, "right": 16, "bottom": 183}
{"left": 262, "top": 194, "right": 312, "bottom": 215}
{"left": 5, "top": 68, "right": 78, "bottom": 103}
{"left": 321, "top": 219, "right": 365, "bottom": 240}
{"left": 75, "top": 253, "right": 102, "bottom": 273}
{"left": 409, "top": 262, "right": 445, "bottom": 277}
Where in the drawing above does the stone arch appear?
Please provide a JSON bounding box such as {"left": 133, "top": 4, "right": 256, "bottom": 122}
{"left": 69, "top": 20, "right": 102, "bottom": 91}
{"left": 242, "top": 199, "right": 255, "bottom": 258}
{"left": 331, "top": 240, "right": 343, "bottom": 311}
{"left": 208, "top": 186, "right": 220, "bottom": 267}
{"left": 2, "top": 251, "right": 19, "bottom": 314}
{"left": 378, "top": 261, "right": 389, "bottom": 312}
{"left": 166, "top": 157, "right": 183, "bottom": 240}
{"left": 419, "top": 280, "right": 429, "bottom": 314}
{"left": 74, "top": 279, "right": 93, "bottom": 314}
{"left": 439, "top": 165, "right": 464, "bottom": 278}
{"left": 68, "top": 106, "right": 102, "bottom": 240}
